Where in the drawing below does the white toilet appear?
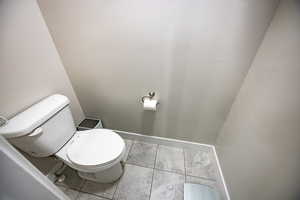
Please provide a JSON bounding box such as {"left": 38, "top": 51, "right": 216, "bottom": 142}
{"left": 0, "top": 94, "right": 126, "bottom": 183}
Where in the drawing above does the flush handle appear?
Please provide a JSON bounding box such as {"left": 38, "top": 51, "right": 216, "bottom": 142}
{"left": 28, "top": 127, "right": 43, "bottom": 137}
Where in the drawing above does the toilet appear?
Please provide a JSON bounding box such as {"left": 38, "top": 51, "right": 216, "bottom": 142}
{"left": 0, "top": 94, "right": 126, "bottom": 183}
{"left": 55, "top": 129, "right": 125, "bottom": 183}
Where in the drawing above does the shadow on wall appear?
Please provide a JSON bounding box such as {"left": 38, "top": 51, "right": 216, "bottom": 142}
{"left": 37, "top": 0, "right": 278, "bottom": 144}
{"left": 141, "top": 111, "right": 156, "bottom": 135}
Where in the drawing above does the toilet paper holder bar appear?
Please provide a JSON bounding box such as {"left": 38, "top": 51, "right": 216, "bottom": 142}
{"left": 141, "top": 92, "right": 156, "bottom": 103}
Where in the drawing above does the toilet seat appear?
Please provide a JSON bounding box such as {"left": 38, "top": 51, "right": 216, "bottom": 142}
{"left": 55, "top": 129, "right": 125, "bottom": 173}
{"left": 67, "top": 129, "right": 125, "bottom": 167}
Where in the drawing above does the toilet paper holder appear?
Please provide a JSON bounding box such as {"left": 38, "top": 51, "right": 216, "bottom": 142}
{"left": 141, "top": 92, "right": 156, "bottom": 103}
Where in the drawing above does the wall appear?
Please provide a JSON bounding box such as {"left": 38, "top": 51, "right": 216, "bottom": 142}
{"left": 0, "top": 0, "right": 84, "bottom": 124}
{"left": 0, "top": 0, "right": 85, "bottom": 173}
{"left": 0, "top": 136, "right": 68, "bottom": 200}
{"left": 38, "top": 0, "right": 278, "bottom": 144}
{"left": 216, "top": 1, "right": 300, "bottom": 199}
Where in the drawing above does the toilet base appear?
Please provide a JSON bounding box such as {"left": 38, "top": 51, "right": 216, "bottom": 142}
{"left": 78, "top": 162, "right": 124, "bottom": 183}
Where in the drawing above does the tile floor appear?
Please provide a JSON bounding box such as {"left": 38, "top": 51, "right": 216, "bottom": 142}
{"left": 55, "top": 139, "right": 226, "bottom": 200}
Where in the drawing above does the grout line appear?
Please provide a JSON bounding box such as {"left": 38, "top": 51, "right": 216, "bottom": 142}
{"left": 78, "top": 179, "right": 86, "bottom": 191}
{"left": 185, "top": 174, "right": 217, "bottom": 182}
{"left": 79, "top": 140, "right": 134, "bottom": 200}
{"left": 125, "top": 139, "right": 135, "bottom": 162}
{"left": 77, "top": 191, "right": 112, "bottom": 200}
{"left": 148, "top": 144, "right": 159, "bottom": 200}
{"left": 112, "top": 172, "right": 123, "bottom": 200}
{"left": 112, "top": 163, "right": 127, "bottom": 200}
{"left": 183, "top": 148, "right": 187, "bottom": 182}
{"left": 125, "top": 162, "right": 154, "bottom": 169}
{"left": 153, "top": 144, "right": 159, "bottom": 169}
{"left": 127, "top": 160, "right": 186, "bottom": 176}
{"left": 124, "top": 145, "right": 186, "bottom": 176}
{"left": 125, "top": 161, "right": 155, "bottom": 169}
{"left": 183, "top": 148, "right": 219, "bottom": 182}
{"left": 112, "top": 139, "right": 136, "bottom": 199}
{"left": 112, "top": 179, "right": 120, "bottom": 200}
{"left": 124, "top": 161, "right": 154, "bottom": 169}
{"left": 152, "top": 145, "right": 186, "bottom": 175}
{"left": 155, "top": 168, "right": 185, "bottom": 176}
{"left": 125, "top": 140, "right": 158, "bottom": 169}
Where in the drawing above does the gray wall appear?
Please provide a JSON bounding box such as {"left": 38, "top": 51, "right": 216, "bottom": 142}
{"left": 216, "top": 1, "right": 300, "bottom": 199}
{"left": 0, "top": 0, "right": 85, "bottom": 173}
{"left": 38, "top": 0, "right": 278, "bottom": 144}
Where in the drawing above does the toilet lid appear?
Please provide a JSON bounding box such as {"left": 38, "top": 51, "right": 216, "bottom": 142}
{"left": 67, "top": 129, "right": 125, "bottom": 167}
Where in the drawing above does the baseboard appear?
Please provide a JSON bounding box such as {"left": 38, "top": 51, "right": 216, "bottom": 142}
{"left": 114, "top": 130, "right": 214, "bottom": 151}
{"left": 212, "top": 146, "right": 231, "bottom": 200}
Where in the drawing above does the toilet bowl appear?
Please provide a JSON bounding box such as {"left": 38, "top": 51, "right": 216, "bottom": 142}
{"left": 56, "top": 129, "right": 126, "bottom": 183}
{"left": 0, "top": 94, "right": 126, "bottom": 183}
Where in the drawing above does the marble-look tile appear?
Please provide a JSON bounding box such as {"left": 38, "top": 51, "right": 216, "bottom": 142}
{"left": 155, "top": 145, "right": 185, "bottom": 174}
{"left": 126, "top": 141, "right": 157, "bottom": 168}
{"left": 114, "top": 164, "right": 153, "bottom": 200}
{"left": 184, "top": 148, "right": 217, "bottom": 180}
{"left": 77, "top": 192, "right": 107, "bottom": 200}
{"left": 123, "top": 139, "right": 133, "bottom": 161}
{"left": 80, "top": 180, "right": 118, "bottom": 199}
{"left": 58, "top": 186, "right": 79, "bottom": 200}
{"left": 150, "top": 170, "right": 185, "bottom": 200}
{"left": 186, "top": 176, "right": 225, "bottom": 200}
{"left": 56, "top": 167, "right": 85, "bottom": 190}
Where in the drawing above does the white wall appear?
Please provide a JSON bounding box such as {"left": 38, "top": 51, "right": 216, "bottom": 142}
{"left": 0, "top": 0, "right": 84, "bottom": 124}
{"left": 0, "top": 0, "right": 85, "bottom": 173}
{"left": 38, "top": 0, "right": 278, "bottom": 144}
{"left": 217, "top": 1, "right": 300, "bottom": 199}
{"left": 0, "top": 136, "right": 68, "bottom": 200}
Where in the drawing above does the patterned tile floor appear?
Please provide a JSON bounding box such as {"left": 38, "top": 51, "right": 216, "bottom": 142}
{"left": 55, "top": 139, "right": 226, "bottom": 200}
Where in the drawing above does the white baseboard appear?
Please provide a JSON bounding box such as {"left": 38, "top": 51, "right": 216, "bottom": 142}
{"left": 115, "top": 130, "right": 214, "bottom": 151}
{"left": 212, "top": 146, "right": 231, "bottom": 200}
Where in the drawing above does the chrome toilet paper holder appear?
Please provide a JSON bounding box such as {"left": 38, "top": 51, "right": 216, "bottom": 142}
{"left": 141, "top": 92, "right": 156, "bottom": 103}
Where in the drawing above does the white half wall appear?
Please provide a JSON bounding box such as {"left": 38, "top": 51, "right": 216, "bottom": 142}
{"left": 38, "top": 0, "right": 278, "bottom": 144}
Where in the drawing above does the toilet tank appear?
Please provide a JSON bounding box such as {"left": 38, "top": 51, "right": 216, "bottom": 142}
{"left": 0, "top": 94, "right": 76, "bottom": 157}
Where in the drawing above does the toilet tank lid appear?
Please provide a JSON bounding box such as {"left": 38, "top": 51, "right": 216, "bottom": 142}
{"left": 0, "top": 94, "right": 70, "bottom": 139}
